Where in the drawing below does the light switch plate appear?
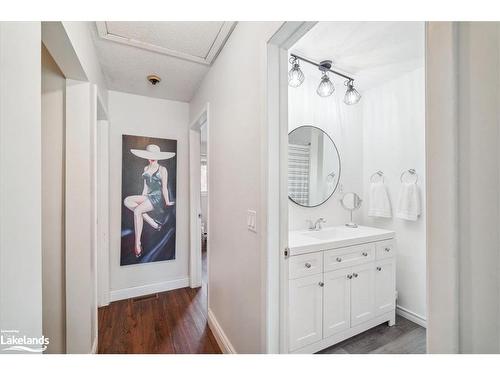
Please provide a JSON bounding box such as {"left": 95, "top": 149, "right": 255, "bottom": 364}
{"left": 247, "top": 210, "right": 257, "bottom": 233}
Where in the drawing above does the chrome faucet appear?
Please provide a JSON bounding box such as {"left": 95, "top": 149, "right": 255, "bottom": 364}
{"left": 307, "top": 218, "right": 327, "bottom": 231}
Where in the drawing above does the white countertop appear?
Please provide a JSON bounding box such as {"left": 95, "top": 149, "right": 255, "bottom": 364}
{"left": 289, "top": 225, "right": 395, "bottom": 256}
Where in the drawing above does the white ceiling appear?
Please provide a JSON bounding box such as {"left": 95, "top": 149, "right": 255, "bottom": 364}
{"left": 92, "top": 22, "right": 235, "bottom": 102}
{"left": 291, "top": 22, "right": 425, "bottom": 90}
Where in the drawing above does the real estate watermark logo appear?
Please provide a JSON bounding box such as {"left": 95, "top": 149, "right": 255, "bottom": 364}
{"left": 1, "top": 329, "right": 49, "bottom": 353}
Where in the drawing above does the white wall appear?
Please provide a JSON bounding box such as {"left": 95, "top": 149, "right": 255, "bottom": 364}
{"left": 41, "top": 44, "right": 66, "bottom": 354}
{"left": 288, "top": 62, "right": 364, "bottom": 230}
{"left": 457, "top": 22, "right": 500, "bottom": 353}
{"left": 65, "top": 80, "right": 98, "bottom": 353}
{"left": 361, "top": 67, "right": 427, "bottom": 322}
{"left": 189, "top": 21, "right": 283, "bottom": 353}
{"left": 61, "top": 22, "right": 108, "bottom": 115}
{"left": 0, "top": 22, "right": 43, "bottom": 350}
{"left": 108, "top": 90, "right": 190, "bottom": 300}
{"left": 425, "top": 22, "right": 460, "bottom": 354}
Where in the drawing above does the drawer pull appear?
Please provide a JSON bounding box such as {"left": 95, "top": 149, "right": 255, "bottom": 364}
{"left": 336, "top": 257, "right": 342, "bottom": 262}
{"left": 305, "top": 262, "right": 312, "bottom": 268}
{"left": 352, "top": 273, "right": 359, "bottom": 278}
{"left": 318, "top": 282, "right": 324, "bottom": 287}
{"left": 362, "top": 252, "right": 368, "bottom": 257}
{"left": 376, "top": 266, "right": 382, "bottom": 271}
{"left": 347, "top": 274, "right": 353, "bottom": 279}
{"left": 384, "top": 247, "right": 391, "bottom": 252}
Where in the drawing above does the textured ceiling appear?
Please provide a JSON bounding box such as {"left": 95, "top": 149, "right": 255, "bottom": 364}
{"left": 291, "top": 22, "right": 425, "bottom": 90}
{"left": 92, "top": 22, "right": 235, "bottom": 102}
{"left": 104, "top": 22, "right": 225, "bottom": 59}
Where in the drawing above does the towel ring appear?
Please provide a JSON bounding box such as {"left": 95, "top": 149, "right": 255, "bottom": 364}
{"left": 400, "top": 168, "right": 418, "bottom": 183}
{"left": 370, "top": 170, "right": 384, "bottom": 183}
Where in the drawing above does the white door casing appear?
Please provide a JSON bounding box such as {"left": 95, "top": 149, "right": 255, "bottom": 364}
{"left": 189, "top": 104, "right": 209, "bottom": 289}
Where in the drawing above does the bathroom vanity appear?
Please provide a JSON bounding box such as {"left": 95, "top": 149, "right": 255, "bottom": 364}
{"left": 286, "top": 225, "right": 396, "bottom": 353}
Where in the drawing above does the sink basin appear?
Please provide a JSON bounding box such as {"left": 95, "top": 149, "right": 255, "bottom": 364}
{"left": 289, "top": 225, "right": 395, "bottom": 256}
{"left": 303, "top": 228, "right": 345, "bottom": 241}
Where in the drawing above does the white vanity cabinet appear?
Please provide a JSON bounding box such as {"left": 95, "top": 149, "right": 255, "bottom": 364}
{"left": 287, "top": 226, "right": 396, "bottom": 353}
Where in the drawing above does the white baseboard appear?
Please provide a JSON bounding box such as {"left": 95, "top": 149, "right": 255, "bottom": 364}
{"left": 207, "top": 309, "right": 236, "bottom": 354}
{"left": 109, "top": 277, "right": 190, "bottom": 302}
{"left": 396, "top": 305, "right": 427, "bottom": 328}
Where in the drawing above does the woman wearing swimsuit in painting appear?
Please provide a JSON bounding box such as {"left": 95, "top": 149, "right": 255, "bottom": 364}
{"left": 124, "top": 144, "right": 175, "bottom": 258}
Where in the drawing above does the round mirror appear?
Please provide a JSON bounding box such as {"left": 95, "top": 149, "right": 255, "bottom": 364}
{"left": 288, "top": 126, "right": 341, "bottom": 207}
{"left": 340, "top": 192, "right": 362, "bottom": 228}
{"left": 340, "top": 192, "right": 362, "bottom": 211}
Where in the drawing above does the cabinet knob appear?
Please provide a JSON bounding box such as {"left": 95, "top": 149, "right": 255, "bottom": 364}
{"left": 347, "top": 274, "right": 353, "bottom": 279}
{"left": 318, "top": 282, "right": 324, "bottom": 287}
{"left": 352, "top": 273, "right": 359, "bottom": 278}
{"left": 385, "top": 247, "right": 391, "bottom": 252}
{"left": 336, "top": 257, "right": 342, "bottom": 262}
{"left": 362, "top": 252, "right": 368, "bottom": 256}
{"left": 376, "top": 266, "right": 382, "bottom": 271}
{"left": 305, "top": 262, "right": 311, "bottom": 268}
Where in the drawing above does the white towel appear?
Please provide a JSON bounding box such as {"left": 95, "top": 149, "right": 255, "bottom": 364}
{"left": 368, "top": 181, "right": 392, "bottom": 218}
{"left": 396, "top": 182, "right": 421, "bottom": 221}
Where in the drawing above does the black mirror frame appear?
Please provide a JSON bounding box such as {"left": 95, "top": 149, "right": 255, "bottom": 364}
{"left": 288, "top": 125, "right": 341, "bottom": 208}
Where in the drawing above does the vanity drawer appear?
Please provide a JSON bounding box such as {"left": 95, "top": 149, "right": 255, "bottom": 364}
{"left": 375, "top": 240, "right": 396, "bottom": 260}
{"left": 289, "top": 252, "right": 323, "bottom": 279}
{"left": 323, "top": 243, "right": 375, "bottom": 272}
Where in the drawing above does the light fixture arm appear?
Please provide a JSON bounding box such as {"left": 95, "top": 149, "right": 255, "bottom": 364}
{"left": 290, "top": 53, "right": 354, "bottom": 82}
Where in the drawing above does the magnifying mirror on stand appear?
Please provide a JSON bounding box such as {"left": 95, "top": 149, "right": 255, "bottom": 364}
{"left": 340, "top": 192, "right": 362, "bottom": 228}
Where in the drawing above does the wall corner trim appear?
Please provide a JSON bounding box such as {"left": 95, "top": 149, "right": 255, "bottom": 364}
{"left": 109, "top": 277, "right": 190, "bottom": 302}
{"left": 208, "top": 309, "right": 237, "bottom": 354}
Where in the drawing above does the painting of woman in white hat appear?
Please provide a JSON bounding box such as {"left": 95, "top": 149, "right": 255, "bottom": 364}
{"left": 121, "top": 136, "right": 177, "bottom": 264}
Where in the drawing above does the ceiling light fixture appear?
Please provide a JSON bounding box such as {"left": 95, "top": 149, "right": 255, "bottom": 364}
{"left": 317, "top": 72, "right": 335, "bottom": 97}
{"left": 317, "top": 60, "right": 335, "bottom": 97}
{"left": 344, "top": 79, "right": 361, "bottom": 105}
{"left": 288, "top": 56, "right": 305, "bottom": 88}
{"left": 288, "top": 53, "right": 361, "bottom": 104}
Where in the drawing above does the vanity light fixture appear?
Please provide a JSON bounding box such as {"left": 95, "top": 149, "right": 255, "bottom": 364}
{"left": 344, "top": 79, "right": 362, "bottom": 105}
{"left": 288, "top": 56, "right": 305, "bottom": 87}
{"left": 317, "top": 71, "right": 335, "bottom": 97}
{"left": 288, "top": 53, "right": 361, "bottom": 104}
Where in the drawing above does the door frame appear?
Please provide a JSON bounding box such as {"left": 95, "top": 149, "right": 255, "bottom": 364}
{"left": 96, "top": 120, "right": 110, "bottom": 307}
{"left": 189, "top": 103, "right": 210, "bottom": 290}
{"left": 265, "top": 22, "right": 318, "bottom": 353}
{"left": 267, "top": 21, "right": 460, "bottom": 354}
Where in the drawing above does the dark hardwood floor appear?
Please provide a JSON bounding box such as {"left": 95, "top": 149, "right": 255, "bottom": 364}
{"left": 318, "top": 316, "right": 426, "bottom": 354}
{"left": 98, "top": 243, "right": 221, "bottom": 354}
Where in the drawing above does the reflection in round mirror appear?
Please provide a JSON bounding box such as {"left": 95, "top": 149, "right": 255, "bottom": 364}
{"left": 340, "top": 192, "right": 362, "bottom": 228}
{"left": 288, "top": 126, "right": 341, "bottom": 207}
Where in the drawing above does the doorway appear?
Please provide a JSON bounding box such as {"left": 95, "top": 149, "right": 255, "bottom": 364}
{"left": 189, "top": 104, "right": 210, "bottom": 293}
{"left": 267, "top": 22, "right": 428, "bottom": 354}
{"left": 200, "top": 123, "right": 209, "bottom": 291}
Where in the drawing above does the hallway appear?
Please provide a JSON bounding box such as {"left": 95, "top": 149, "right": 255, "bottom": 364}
{"left": 98, "top": 246, "right": 220, "bottom": 354}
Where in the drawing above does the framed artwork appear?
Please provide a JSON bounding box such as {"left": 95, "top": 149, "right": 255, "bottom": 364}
{"left": 120, "top": 134, "right": 177, "bottom": 265}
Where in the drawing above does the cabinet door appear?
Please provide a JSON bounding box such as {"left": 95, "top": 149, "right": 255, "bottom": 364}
{"left": 350, "top": 263, "right": 375, "bottom": 326}
{"left": 323, "top": 269, "right": 351, "bottom": 338}
{"left": 375, "top": 259, "right": 396, "bottom": 316}
{"left": 289, "top": 274, "right": 323, "bottom": 351}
